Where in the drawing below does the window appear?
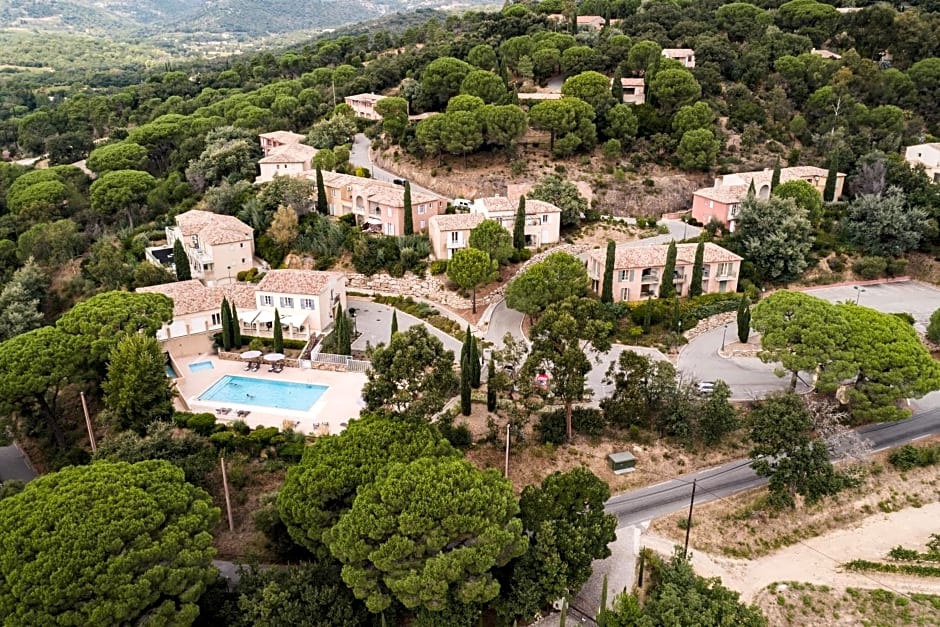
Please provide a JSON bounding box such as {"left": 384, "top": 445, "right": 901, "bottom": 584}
{"left": 332, "top": 189, "right": 338, "bottom": 198}
{"left": 451, "top": 231, "right": 460, "bottom": 243}
{"left": 702, "top": 264, "right": 710, "bottom": 278}
{"left": 300, "top": 298, "right": 316, "bottom": 310}
{"left": 280, "top": 297, "right": 294, "bottom": 308}
{"left": 240, "top": 242, "right": 244, "bottom": 248}
{"left": 620, "top": 288, "right": 629, "bottom": 300}
{"left": 420, "top": 220, "right": 426, "bottom": 229}
{"left": 191, "top": 235, "right": 199, "bottom": 248}
{"left": 708, "top": 200, "right": 714, "bottom": 209}
{"left": 385, "top": 222, "right": 395, "bottom": 236}
{"left": 387, "top": 207, "right": 393, "bottom": 217}
{"left": 541, "top": 214, "right": 549, "bottom": 224}
{"left": 211, "top": 313, "right": 221, "bottom": 326}
{"left": 618, "top": 270, "right": 628, "bottom": 281}
{"left": 418, "top": 205, "right": 427, "bottom": 215}
{"left": 202, "top": 264, "right": 210, "bottom": 271}
{"left": 260, "top": 295, "right": 273, "bottom": 306}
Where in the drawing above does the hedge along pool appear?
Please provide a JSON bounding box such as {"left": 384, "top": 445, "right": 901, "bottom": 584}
{"left": 197, "top": 375, "right": 329, "bottom": 411}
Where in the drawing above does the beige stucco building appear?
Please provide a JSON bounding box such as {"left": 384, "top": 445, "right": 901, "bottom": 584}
{"left": 904, "top": 143, "right": 940, "bottom": 183}
{"left": 259, "top": 130, "right": 306, "bottom": 156}
{"left": 166, "top": 210, "right": 255, "bottom": 285}
{"left": 344, "top": 93, "right": 387, "bottom": 120}
{"left": 256, "top": 142, "right": 317, "bottom": 184}
{"left": 139, "top": 270, "right": 347, "bottom": 343}
{"left": 662, "top": 48, "right": 696, "bottom": 68}
{"left": 618, "top": 78, "right": 646, "bottom": 105}
{"left": 587, "top": 242, "right": 742, "bottom": 302}
{"left": 427, "top": 196, "right": 562, "bottom": 260}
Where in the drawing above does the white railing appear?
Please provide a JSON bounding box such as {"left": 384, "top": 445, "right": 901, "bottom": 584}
{"left": 312, "top": 352, "right": 372, "bottom": 373}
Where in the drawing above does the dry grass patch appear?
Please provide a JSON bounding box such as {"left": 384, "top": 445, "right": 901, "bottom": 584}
{"left": 649, "top": 441, "right": 940, "bottom": 559}
{"left": 755, "top": 582, "right": 940, "bottom": 627}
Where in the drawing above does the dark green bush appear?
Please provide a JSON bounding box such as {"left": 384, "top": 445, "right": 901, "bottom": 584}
{"left": 186, "top": 413, "right": 220, "bottom": 436}
{"left": 888, "top": 444, "right": 940, "bottom": 470}
{"left": 885, "top": 257, "right": 908, "bottom": 277}
{"left": 536, "top": 407, "right": 605, "bottom": 444}
{"left": 430, "top": 260, "right": 448, "bottom": 275}
{"left": 852, "top": 256, "right": 887, "bottom": 280}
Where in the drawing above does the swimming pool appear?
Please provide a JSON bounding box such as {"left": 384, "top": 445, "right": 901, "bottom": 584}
{"left": 189, "top": 361, "right": 215, "bottom": 373}
{"left": 198, "top": 375, "right": 328, "bottom": 411}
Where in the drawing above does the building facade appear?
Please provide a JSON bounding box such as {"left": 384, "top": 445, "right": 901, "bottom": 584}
{"left": 904, "top": 143, "right": 940, "bottom": 183}
{"left": 256, "top": 142, "right": 317, "bottom": 184}
{"left": 471, "top": 197, "right": 561, "bottom": 249}
{"left": 344, "top": 93, "right": 387, "bottom": 120}
{"left": 661, "top": 48, "right": 696, "bottom": 68}
{"left": 139, "top": 270, "right": 347, "bottom": 342}
{"left": 587, "top": 242, "right": 742, "bottom": 302}
{"left": 427, "top": 213, "right": 485, "bottom": 260}
{"left": 259, "top": 130, "right": 306, "bottom": 157}
{"left": 314, "top": 171, "right": 447, "bottom": 235}
{"left": 617, "top": 78, "right": 646, "bottom": 105}
{"left": 166, "top": 210, "right": 255, "bottom": 285}
{"left": 691, "top": 166, "right": 845, "bottom": 232}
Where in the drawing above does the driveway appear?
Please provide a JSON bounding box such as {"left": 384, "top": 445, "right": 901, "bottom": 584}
{"left": 483, "top": 300, "right": 526, "bottom": 350}
{"left": 349, "top": 134, "right": 442, "bottom": 199}
{"left": 618, "top": 219, "right": 701, "bottom": 247}
{"left": 348, "top": 296, "right": 463, "bottom": 356}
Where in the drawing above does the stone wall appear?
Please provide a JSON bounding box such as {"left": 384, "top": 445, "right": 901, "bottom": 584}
{"left": 345, "top": 243, "right": 592, "bottom": 311}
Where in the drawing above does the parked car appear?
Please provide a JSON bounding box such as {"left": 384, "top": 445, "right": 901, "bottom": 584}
{"left": 392, "top": 178, "right": 406, "bottom": 186}
{"left": 453, "top": 198, "right": 473, "bottom": 209}
{"left": 697, "top": 380, "right": 716, "bottom": 394}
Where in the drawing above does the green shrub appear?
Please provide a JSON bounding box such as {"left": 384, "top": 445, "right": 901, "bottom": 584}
{"left": 927, "top": 308, "right": 940, "bottom": 342}
{"left": 885, "top": 257, "right": 908, "bottom": 277}
{"left": 845, "top": 559, "right": 940, "bottom": 578}
{"left": 852, "top": 256, "right": 887, "bottom": 280}
{"left": 826, "top": 256, "right": 846, "bottom": 272}
{"left": 186, "top": 413, "right": 219, "bottom": 436}
{"left": 888, "top": 444, "right": 940, "bottom": 470}
{"left": 536, "top": 408, "right": 605, "bottom": 444}
{"left": 891, "top": 312, "right": 915, "bottom": 325}
{"left": 430, "top": 259, "right": 448, "bottom": 275}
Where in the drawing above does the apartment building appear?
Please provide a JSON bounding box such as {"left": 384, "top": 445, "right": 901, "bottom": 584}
{"left": 165, "top": 210, "right": 255, "bottom": 285}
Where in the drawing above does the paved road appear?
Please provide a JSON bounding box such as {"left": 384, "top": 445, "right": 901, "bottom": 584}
{"left": 618, "top": 219, "right": 702, "bottom": 247}
{"left": 349, "top": 134, "right": 441, "bottom": 199}
{"left": 348, "top": 296, "right": 463, "bottom": 356}
{"left": 0, "top": 444, "right": 36, "bottom": 483}
{"left": 483, "top": 299, "right": 526, "bottom": 350}
{"left": 677, "top": 321, "right": 811, "bottom": 400}
{"left": 604, "top": 406, "right": 940, "bottom": 527}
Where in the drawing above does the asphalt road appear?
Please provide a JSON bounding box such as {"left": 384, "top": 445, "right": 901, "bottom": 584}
{"left": 0, "top": 444, "right": 37, "bottom": 483}
{"left": 604, "top": 406, "right": 940, "bottom": 527}
{"left": 349, "top": 134, "right": 441, "bottom": 199}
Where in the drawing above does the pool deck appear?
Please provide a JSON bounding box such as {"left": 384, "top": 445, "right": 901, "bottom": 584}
{"left": 173, "top": 354, "right": 367, "bottom": 436}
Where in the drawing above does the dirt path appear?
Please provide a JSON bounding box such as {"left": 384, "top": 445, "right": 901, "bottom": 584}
{"left": 643, "top": 502, "right": 940, "bottom": 601}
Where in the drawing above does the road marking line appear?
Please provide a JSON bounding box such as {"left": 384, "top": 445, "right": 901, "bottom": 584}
{"left": 911, "top": 435, "right": 928, "bottom": 441}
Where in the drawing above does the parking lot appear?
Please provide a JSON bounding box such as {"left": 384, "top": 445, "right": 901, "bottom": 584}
{"left": 802, "top": 280, "right": 940, "bottom": 331}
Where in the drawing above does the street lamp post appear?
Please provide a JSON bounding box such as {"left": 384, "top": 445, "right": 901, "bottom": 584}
{"left": 854, "top": 285, "right": 866, "bottom": 304}
{"left": 227, "top": 265, "right": 232, "bottom": 285}
{"left": 721, "top": 324, "right": 728, "bottom": 352}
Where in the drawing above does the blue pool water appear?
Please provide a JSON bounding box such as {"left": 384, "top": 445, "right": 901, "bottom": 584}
{"left": 189, "top": 361, "right": 215, "bottom": 373}
{"left": 198, "top": 375, "right": 328, "bottom": 411}
{"left": 166, "top": 364, "right": 178, "bottom": 378}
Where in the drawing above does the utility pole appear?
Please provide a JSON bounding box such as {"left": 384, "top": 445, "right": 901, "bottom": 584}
{"left": 504, "top": 423, "right": 511, "bottom": 478}
{"left": 683, "top": 479, "right": 697, "bottom": 559}
{"left": 80, "top": 391, "right": 97, "bottom": 453}
{"left": 220, "top": 457, "right": 235, "bottom": 532}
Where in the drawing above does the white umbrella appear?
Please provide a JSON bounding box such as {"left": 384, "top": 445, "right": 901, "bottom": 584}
{"left": 264, "top": 352, "right": 286, "bottom": 362}
{"left": 240, "top": 350, "right": 262, "bottom": 360}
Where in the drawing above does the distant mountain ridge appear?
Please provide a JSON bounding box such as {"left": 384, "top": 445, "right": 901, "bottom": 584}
{"left": 0, "top": 0, "right": 496, "bottom": 37}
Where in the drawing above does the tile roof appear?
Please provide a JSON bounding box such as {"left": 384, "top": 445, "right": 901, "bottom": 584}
{"left": 694, "top": 166, "right": 837, "bottom": 205}
{"left": 258, "top": 143, "right": 317, "bottom": 164}
{"left": 476, "top": 196, "right": 561, "bottom": 215}
{"left": 259, "top": 130, "right": 305, "bottom": 144}
{"left": 317, "top": 171, "right": 445, "bottom": 206}
{"left": 138, "top": 280, "right": 256, "bottom": 317}
{"left": 577, "top": 15, "right": 604, "bottom": 23}
{"left": 693, "top": 185, "right": 749, "bottom": 204}
{"left": 662, "top": 48, "right": 695, "bottom": 57}
{"left": 588, "top": 242, "right": 741, "bottom": 270}
{"left": 429, "top": 213, "right": 485, "bottom": 231}
{"left": 174, "top": 210, "right": 254, "bottom": 245}
{"left": 620, "top": 78, "right": 645, "bottom": 87}
{"left": 256, "top": 270, "right": 344, "bottom": 296}
{"left": 345, "top": 93, "right": 385, "bottom": 104}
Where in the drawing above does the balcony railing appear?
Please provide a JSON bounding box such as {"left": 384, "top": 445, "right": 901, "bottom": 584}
{"left": 640, "top": 273, "right": 660, "bottom": 284}
{"left": 447, "top": 239, "right": 466, "bottom": 249}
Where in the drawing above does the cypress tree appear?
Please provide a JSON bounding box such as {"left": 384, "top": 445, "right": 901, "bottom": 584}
{"left": 642, "top": 294, "right": 652, "bottom": 333}
{"left": 231, "top": 301, "right": 242, "bottom": 348}
{"left": 273, "top": 308, "right": 284, "bottom": 353}
{"left": 461, "top": 325, "right": 471, "bottom": 369}
{"left": 823, "top": 159, "right": 838, "bottom": 201}
{"left": 220, "top": 298, "right": 232, "bottom": 350}
{"left": 770, "top": 157, "right": 781, "bottom": 191}
{"left": 469, "top": 332, "right": 481, "bottom": 388}
{"left": 335, "top": 304, "right": 351, "bottom": 355}
{"left": 513, "top": 196, "right": 526, "bottom": 250}
{"left": 173, "top": 239, "right": 190, "bottom": 280}
{"left": 460, "top": 357, "right": 472, "bottom": 416}
{"left": 659, "top": 240, "right": 677, "bottom": 298}
{"left": 689, "top": 239, "right": 705, "bottom": 298}
{"left": 403, "top": 181, "right": 414, "bottom": 235}
{"left": 737, "top": 295, "right": 751, "bottom": 343}
{"left": 316, "top": 166, "right": 328, "bottom": 215}
{"left": 390, "top": 309, "right": 398, "bottom": 336}
{"left": 611, "top": 67, "right": 623, "bottom": 103}
{"left": 601, "top": 240, "right": 615, "bottom": 303}
{"left": 486, "top": 355, "right": 497, "bottom": 412}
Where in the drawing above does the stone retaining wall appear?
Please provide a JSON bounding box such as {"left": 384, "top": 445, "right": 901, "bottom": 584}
{"left": 345, "top": 243, "right": 592, "bottom": 311}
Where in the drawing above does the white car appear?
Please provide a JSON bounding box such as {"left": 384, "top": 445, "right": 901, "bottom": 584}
{"left": 452, "top": 198, "right": 473, "bottom": 209}
{"left": 697, "top": 380, "right": 717, "bottom": 394}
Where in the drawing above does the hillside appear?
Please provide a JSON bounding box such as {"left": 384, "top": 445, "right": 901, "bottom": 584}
{"left": 0, "top": 0, "right": 498, "bottom": 37}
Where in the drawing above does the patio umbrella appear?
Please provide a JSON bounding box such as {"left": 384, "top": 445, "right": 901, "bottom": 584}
{"left": 264, "top": 352, "right": 286, "bottom": 362}
{"left": 240, "top": 350, "right": 262, "bottom": 360}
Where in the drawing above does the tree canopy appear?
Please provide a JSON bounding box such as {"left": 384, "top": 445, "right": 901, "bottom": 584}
{"left": 505, "top": 251, "right": 590, "bottom": 318}
{"left": 325, "top": 456, "right": 527, "bottom": 614}
{"left": 0, "top": 460, "right": 219, "bottom": 626}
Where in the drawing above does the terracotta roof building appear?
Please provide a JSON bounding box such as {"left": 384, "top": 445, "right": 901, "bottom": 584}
{"left": 587, "top": 242, "right": 742, "bottom": 301}
{"left": 165, "top": 210, "right": 255, "bottom": 285}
